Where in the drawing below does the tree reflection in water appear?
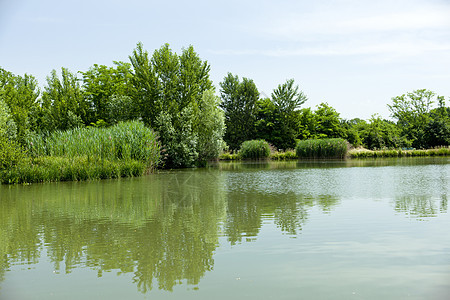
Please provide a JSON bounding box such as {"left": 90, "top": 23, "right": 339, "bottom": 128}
{"left": 1, "top": 160, "right": 446, "bottom": 293}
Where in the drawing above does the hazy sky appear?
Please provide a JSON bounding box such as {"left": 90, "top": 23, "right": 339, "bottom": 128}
{"left": 1, "top": 0, "right": 450, "bottom": 119}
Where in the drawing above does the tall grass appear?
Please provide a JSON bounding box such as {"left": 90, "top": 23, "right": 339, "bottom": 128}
{"left": 0, "top": 157, "right": 146, "bottom": 184}
{"left": 349, "top": 146, "right": 450, "bottom": 158}
{"left": 296, "top": 138, "right": 348, "bottom": 159}
{"left": 25, "top": 121, "right": 161, "bottom": 170}
{"left": 1, "top": 121, "right": 161, "bottom": 184}
{"left": 239, "top": 140, "right": 271, "bottom": 159}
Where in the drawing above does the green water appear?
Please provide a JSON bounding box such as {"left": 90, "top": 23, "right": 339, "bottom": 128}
{"left": 1, "top": 157, "right": 449, "bottom": 299}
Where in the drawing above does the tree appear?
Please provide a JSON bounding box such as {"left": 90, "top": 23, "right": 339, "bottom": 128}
{"left": 425, "top": 97, "right": 450, "bottom": 147}
{"left": 313, "top": 102, "right": 342, "bottom": 139}
{"left": 270, "top": 79, "right": 307, "bottom": 149}
{"left": 196, "top": 90, "right": 226, "bottom": 163}
{"left": 40, "top": 68, "right": 87, "bottom": 131}
{"left": 358, "top": 114, "right": 407, "bottom": 149}
{"left": 388, "top": 89, "right": 438, "bottom": 148}
{"left": 0, "top": 68, "right": 40, "bottom": 143}
{"left": 219, "top": 73, "right": 259, "bottom": 150}
{"left": 129, "top": 43, "right": 218, "bottom": 167}
{"left": 0, "top": 98, "right": 17, "bottom": 141}
{"left": 81, "top": 62, "right": 133, "bottom": 125}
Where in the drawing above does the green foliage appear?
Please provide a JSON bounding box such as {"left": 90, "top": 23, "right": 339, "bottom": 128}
{"left": 296, "top": 138, "right": 348, "bottom": 159}
{"left": 270, "top": 149, "right": 298, "bottom": 160}
{"left": 0, "top": 98, "right": 17, "bottom": 141}
{"left": 239, "top": 140, "right": 271, "bottom": 159}
{"left": 196, "top": 90, "right": 226, "bottom": 163}
{"left": 271, "top": 78, "right": 307, "bottom": 113}
{"left": 25, "top": 121, "right": 161, "bottom": 170}
{"left": 313, "top": 103, "right": 343, "bottom": 138}
{"left": 297, "top": 103, "right": 343, "bottom": 142}
{"left": 0, "top": 156, "right": 145, "bottom": 184}
{"left": 348, "top": 147, "right": 450, "bottom": 158}
{"left": 81, "top": 62, "right": 133, "bottom": 124}
{"left": 424, "top": 100, "right": 450, "bottom": 147}
{"left": 220, "top": 73, "right": 259, "bottom": 150}
{"left": 388, "top": 89, "right": 441, "bottom": 148}
{"left": 357, "top": 115, "right": 408, "bottom": 149}
{"left": 40, "top": 68, "right": 88, "bottom": 131}
{"left": 129, "top": 43, "right": 217, "bottom": 167}
{"left": 0, "top": 136, "right": 26, "bottom": 170}
{"left": 0, "top": 67, "right": 40, "bottom": 143}
{"left": 255, "top": 79, "right": 307, "bottom": 150}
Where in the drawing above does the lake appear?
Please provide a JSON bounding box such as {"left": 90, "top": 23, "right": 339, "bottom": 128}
{"left": 1, "top": 157, "right": 449, "bottom": 299}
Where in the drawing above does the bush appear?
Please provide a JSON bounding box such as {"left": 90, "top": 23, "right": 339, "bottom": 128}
{"left": 0, "top": 136, "right": 26, "bottom": 170}
{"left": 239, "top": 140, "right": 271, "bottom": 159}
{"left": 296, "top": 138, "right": 348, "bottom": 159}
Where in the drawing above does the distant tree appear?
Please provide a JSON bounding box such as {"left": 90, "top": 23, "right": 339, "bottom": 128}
{"left": 196, "top": 90, "right": 226, "bottom": 163}
{"left": 254, "top": 79, "right": 307, "bottom": 150}
{"left": 81, "top": 62, "right": 133, "bottom": 124}
{"left": 255, "top": 98, "right": 279, "bottom": 145}
{"left": 220, "top": 73, "right": 259, "bottom": 150}
{"left": 424, "top": 96, "right": 450, "bottom": 147}
{"left": 313, "top": 102, "right": 342, "bottom": 139}
{"left": 0, "top": 98, "right": 17, "bottom": 141}
{"left": 358, "top": 114, "right": 407, "bottom": 149}
{"left": 388, "top": 89, "right": 439, "bottom": 148}
{"left": 0, "top": 68, "right": 40, "bottom": 143}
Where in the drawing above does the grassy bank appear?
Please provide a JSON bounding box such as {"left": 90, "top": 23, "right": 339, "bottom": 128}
{"left": 0, "top": 121, "right": 161, "bottom": 184}
{"left": 348, "top": 147, "right": 450, "bottom": 158}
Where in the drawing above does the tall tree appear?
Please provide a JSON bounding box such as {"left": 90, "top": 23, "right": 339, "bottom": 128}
{"left": 270, "top": 79, "right": 307, "bottom": 149}
{"left": 388, "top": 89, "right": 437, "bottom": 148}
{"left": 81, "top": 62, "right": 133, "bottom": 125}
{"left": 41, "top": 68, "right": 87, "bottom": 131}
{"left": 219, "top": 73, "right": 259, "bottom": 150}
{"left": 0, "top": 68, "right": 40, "bottom": 142}
{"left": 129, "top": 43, "right": 218, "bottom": 167}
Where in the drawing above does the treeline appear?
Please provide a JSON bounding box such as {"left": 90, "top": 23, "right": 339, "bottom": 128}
{"left": 1, "top": 42, "right": 450, "bottom": 172}
{"left": 220, "top": 76, "right": 450, "bottom": 151}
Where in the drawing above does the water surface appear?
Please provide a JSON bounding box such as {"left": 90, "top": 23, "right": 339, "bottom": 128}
{"left": 1, "top": 157, "right": 449, "bottom": 299}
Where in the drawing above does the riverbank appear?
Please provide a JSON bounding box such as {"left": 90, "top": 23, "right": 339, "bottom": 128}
{"left": 219, "top": 146, "right": 450, "bottom": 161}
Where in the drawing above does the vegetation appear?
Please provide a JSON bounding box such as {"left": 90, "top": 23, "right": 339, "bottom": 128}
{"left": 239, "top": 140, "right": 271, "bottom": 159}
{"left": 1, "top": 42, "right": 450, "bottom": 184}
{"left": 0, "top": 121, "right": 160, "bottom": 184}
{"left": 296, "top": 138, "right": 348, "bottom": 159}
{"left": 349, "top": 147, "right": 450, "bottom": 158}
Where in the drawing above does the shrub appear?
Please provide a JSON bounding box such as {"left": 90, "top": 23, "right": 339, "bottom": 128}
{"left": 239, "top": 140, "right": 271, "bottom": 159}
{"left": 296, "top": 138, "right": 348, "bottom": 159}
{"left": 0, "top": 136, "right": 26, "bottom": 170}
{"left": 270, "top": 149, "right": 298, "bottom": 160}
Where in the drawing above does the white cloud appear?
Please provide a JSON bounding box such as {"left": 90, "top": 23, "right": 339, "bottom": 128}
{"left": 211, "top": 0, "right": 450, "bottom": 60}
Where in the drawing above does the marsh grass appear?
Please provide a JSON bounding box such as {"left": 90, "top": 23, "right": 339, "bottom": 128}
{"left": 1, "top": 121, "right": 161, "bottom": 184}
{"left": 296, "top": 138, "right": 348, "bottom": 159}
{"left": 239, "top": 140, "right": 271, "bottom": 159}
{"left": 0, "top": 156, "right": 146, "bottom": 184}
{"left": 348, "top": 147, "right": 450, "bottom": 158}
{"left": 25, "top": 121, "right": 161, "bottom": 169}
{"left": 270, "top": 149, "right": 297, "bottom": 160}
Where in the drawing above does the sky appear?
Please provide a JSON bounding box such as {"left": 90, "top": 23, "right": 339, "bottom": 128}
{"left": 1, "top": 0, "right": 450, "bottom": 120}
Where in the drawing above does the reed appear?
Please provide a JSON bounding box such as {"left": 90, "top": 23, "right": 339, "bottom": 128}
{"left": 0, "top": 156, "right": 146, "bottom": 184}
{"left": 218, "top": 152, "right": 240, "bottom": 160}
{"left": 348, "top": 146, "right": 450, "bottom": 158}
{"left": 270, "top": 149, "right": 298, "bottom": 160}
{"left": 239, "top": 140, "right": 271, "bottom": 159}
{"left": 25, "top": 121, "right": 161, "bottom": 169}
{"left": 296, "top": 138, "right": 348, "bottom": 159}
